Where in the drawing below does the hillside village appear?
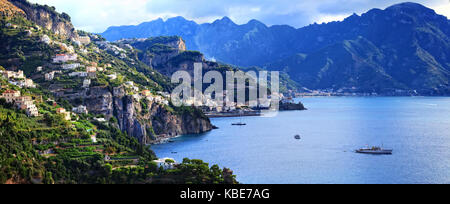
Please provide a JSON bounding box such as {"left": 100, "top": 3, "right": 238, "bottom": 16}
{"left": 0, "top": 0, "right": 237, "bottom": 184}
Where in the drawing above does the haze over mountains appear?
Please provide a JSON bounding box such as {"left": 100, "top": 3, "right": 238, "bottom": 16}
{"left": 101, "top": 2, "right": 450, "bottom": 95}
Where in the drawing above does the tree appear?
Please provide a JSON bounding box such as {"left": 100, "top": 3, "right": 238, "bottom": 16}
{"left": 165, "top": 159, "right": 175, "bottom": 164}
{"left": 43, "top": 172, "right": 54, "bottom": 184}
{"left": 104, "top": 163, "right": 113, "bottom": 176}
{"left": 61, "top": 12, "right": 71, "bottom": 21}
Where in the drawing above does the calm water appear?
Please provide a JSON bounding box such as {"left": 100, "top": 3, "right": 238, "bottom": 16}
{"left": 152, "top": 97, "right": 450, "bottom": 184}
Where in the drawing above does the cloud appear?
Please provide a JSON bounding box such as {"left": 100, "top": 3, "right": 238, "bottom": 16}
{"left": 28, "top": 0, "right": 450, "bottom": 32}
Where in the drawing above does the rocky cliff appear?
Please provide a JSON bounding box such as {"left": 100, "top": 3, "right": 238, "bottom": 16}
{"left": 72, "top": 86, "right": 212, "bottom": 144}
{"left": 122, "top": 36, "right": 233, "bottom": 78}
{"left": 9, "top": 0, "right": 78, "bottom": 39}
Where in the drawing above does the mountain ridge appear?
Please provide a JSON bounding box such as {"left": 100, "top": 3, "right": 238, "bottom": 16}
{"left": 101, "top": 2, "right": 450, "bottom": 95}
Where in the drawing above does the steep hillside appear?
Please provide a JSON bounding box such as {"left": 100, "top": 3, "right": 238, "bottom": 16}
{"left": 0, "top": 0, "right": 25, "bottom": 17}
{"left": 0, "top": 0, "right": 236, "bottom": 184}
{"left": 1, "top": 1, "right": 213, "bottom": 144}
{"left": 114, "top": 36, "right": 301, "bottom": 95}
{"left": 9, "top": 0, "right": 78, "bottom": 39}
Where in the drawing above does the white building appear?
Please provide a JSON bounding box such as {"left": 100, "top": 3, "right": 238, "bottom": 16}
{"left": 72, "top": 105, "right": 88, "bottom": 115}
{"left": 1, "top": 90, "right": 21, "bottom": 103}
{"left": 56, "top": 108, "right": 71, "bottom": 121}
{"left": 0, "top": 92, "right": 38, "bottom": 117}
{"left": 69, "top": 72, "right": 88, "bottom": 77}
{"left": 83, "top": 79, "right": 91, "bottom": 88}
{"left": 12, "top": 79, "right": 36, "bottom": 88}
{"left": 53, "top": 54, "right": 77, "bottom": 63}
{"left": 153, "top": 158, "right": 177, "bottom": 170}
{"left": 24, "top": 79, "right": 35, "bottom": 88}
{"left": 2, "top": 70, "right": 24, "bottom": 79}
{"left": 16, "top": 97, "right": 39, "bottom": 117}
{"left": 62, "top": 63, "right": 81, "bottom": 70}
{"left": 45, "top": 72, "right": 55, "bottom": 81}
{"left": 86, "top": 66, "right": 97, "bottom": 73}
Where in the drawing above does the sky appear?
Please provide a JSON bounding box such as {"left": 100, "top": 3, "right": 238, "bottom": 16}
{"left": 28, "top": 0, "right": 450, "bottom": 33}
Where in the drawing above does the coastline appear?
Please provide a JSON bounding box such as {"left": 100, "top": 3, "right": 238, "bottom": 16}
{"left": 205, "top": 111, "right": 262, "bottom": 118}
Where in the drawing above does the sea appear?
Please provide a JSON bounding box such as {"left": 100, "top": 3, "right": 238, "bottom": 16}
{"left": 152, "top": 97, "right": 450, "bottom": 184}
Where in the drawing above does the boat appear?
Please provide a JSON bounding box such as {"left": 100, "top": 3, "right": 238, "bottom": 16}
{"left": 355, "top": 146, "right": 393, "bottom": 155}
{"left": 232, "top": 110, "right": 247, "bottom": 126}
{"left": 294, "top": 135, "right": 301, "bottom": 140}
{"left": 232, "top": 122, "right": 247, "bottom": 126}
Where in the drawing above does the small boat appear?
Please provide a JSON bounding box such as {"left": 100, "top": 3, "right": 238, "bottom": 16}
{"left": 294, "top": 135, "right": 301, "bottom": 140}
{"left": 356, "top": 146, "right": 393, "bottom": 155}
{"left": 232, "top": 110, "right": 247, "bottom": 126}
{"left": 232, "top": 122, "right": 247, "bottom": 126}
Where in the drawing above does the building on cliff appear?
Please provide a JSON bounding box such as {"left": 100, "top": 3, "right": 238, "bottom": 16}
{"left": 72, "top": 105, "right": 88, "bottom": 115}
{"left": 82, "top": 79, "right": 91, "bottom": 88}
{"left": 56, "top": 108, "right": 71, "bottom": 121}
{"left": 1, "top": 90, "right": 39, "bottom": 117}
{"left": 153, "top": 158, "right": 177, "bottom": 170}
{"left": 2, "top": 70, "right": 24, "bottom": 79}
{"left": 45, "top": 72, "right": 55, "bottom": 81}
{"left": 62, "top": 63, "right": 81, "bottom": 70}
{"left": 1, "top": 90, "right": 21, "bottom": 103}
{"left": 16, "top": 96, "right": 38, "bottom": 117}
{"left": 53, "top": 54, "right": 77, "bottom": 63}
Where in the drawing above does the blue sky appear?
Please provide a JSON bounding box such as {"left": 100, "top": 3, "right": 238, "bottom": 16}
{"left": 29, "top": 0, "right": 450, "bottom": 32}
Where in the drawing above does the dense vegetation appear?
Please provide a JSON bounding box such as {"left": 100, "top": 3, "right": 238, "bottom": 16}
{"left": 0, "top": 103, "right": 235, "bottom": 184}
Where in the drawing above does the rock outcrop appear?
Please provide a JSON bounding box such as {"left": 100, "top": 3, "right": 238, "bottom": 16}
{"left": 279, "top": 101, "right": 307, "bottom": 111}
{"left": 9, "top": 0, "right": 78, "bottom": 39}
{"left": 65, "top": 86, "right": 212, "bottom": 144}
{"left": 122, "top": 36, "right": 232, "bottom": 78}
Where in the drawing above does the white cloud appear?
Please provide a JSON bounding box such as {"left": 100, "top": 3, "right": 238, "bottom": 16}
{"left": 28, "top": 0, "right": 450, "bottom": 32}
{"left": 315, "top": 14, "right": 350, "bottom": 24}
{"left": 433, "top": 3, "right": 450, "bottom": 18}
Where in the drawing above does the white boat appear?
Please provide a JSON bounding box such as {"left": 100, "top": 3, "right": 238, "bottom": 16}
{"left": 232, "top": 110, "right": 246, "bottom": 126}
{"left": 356, "top": 146, "right": 393, "bottom": 155}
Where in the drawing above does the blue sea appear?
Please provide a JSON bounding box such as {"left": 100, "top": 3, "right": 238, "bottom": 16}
{"left": 152, "top": 97, "right": 450, "bottom": 184}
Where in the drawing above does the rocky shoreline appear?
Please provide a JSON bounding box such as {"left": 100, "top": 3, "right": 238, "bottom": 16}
{"left": 279, "top": 101, "right": 307, "bottom": 111}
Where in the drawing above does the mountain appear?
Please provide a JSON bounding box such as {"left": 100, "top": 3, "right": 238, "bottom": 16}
{"left": 101, "top": 2, "right": 450, "bottom": 95}
{"left": 102, "top": 16, "right": 294, "bottom": 66}
{"left": 0, "top": 0, "right": 236, "bottom": 184}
